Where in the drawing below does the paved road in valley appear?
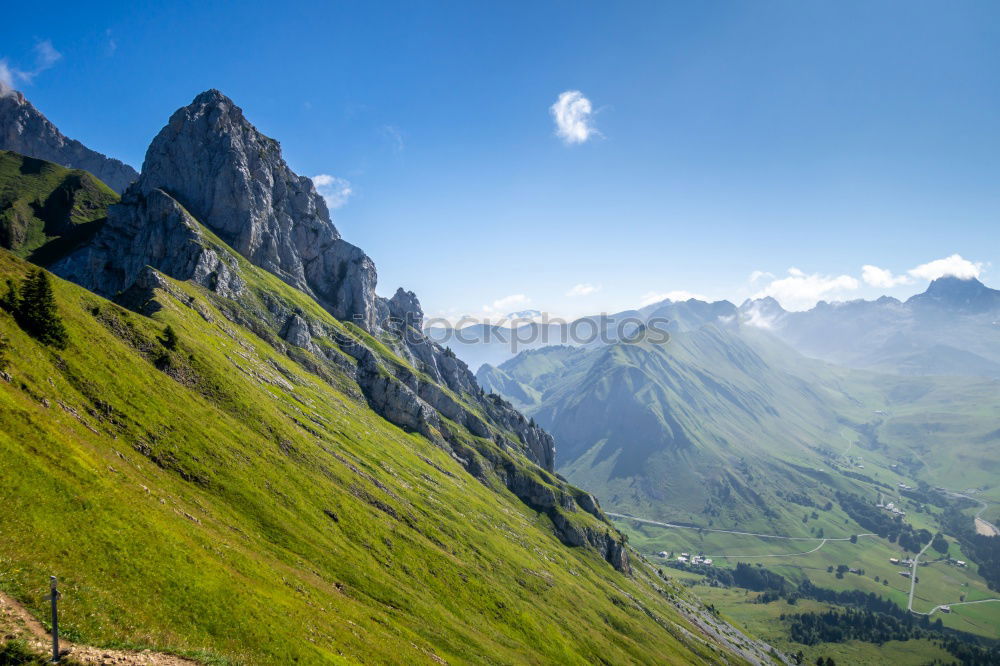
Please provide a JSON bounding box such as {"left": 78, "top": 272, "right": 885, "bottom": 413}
{"left": 906, "top": 540, "right": 933, "bottom": 613}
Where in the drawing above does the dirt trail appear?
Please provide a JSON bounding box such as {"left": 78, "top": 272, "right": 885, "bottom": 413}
{"left": 0, "top": 590, "right": 198, "bottom": 665}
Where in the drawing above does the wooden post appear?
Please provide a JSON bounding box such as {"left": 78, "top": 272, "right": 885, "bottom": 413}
{"left": 49, "top": 576, "right": 59, "bottom": 663}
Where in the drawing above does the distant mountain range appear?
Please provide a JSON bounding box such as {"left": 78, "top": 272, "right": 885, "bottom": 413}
{"left": 444, "top": 277, "right": 1000, "bottom": 379}
{"left": 741, "top": 277, "right": 1000, "bottom": 377}
{"left": 478, "top": 323, "right": 1000, "bottom": 531}
{"left": 474, "top": 274, "right": 1000, "bottom": 533}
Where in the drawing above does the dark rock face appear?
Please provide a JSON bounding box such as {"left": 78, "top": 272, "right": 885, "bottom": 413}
{"left": 136, "top": 90, "right": 379, "bottom": 328}
{"left": 51, "top": 187, "right": 244, "bottom": 299}
{"left": 0, "top": 88, "right": 138, "bottom": 193}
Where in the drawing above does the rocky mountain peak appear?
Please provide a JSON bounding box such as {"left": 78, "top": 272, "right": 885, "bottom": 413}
{"left": 0, "top": 87, "right": 138, "bottom": 193}
{"left": 130, "top": 89, "right": 379, "bottom": 328}
{"left": 907, "top": 275, "right": 1000, "bottom": 313}
{"left": 388, "top": 288, "right": 424, "bottom": 330}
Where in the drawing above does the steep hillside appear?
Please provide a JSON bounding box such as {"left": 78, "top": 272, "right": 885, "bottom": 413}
{"left": 0, "top": 150, "right": 118, "bottom": 265}
{"left": 0, "top": 250, "right": 782, "bottom": 665}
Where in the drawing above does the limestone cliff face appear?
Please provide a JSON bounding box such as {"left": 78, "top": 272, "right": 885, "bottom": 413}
{"left": 135, "top": 90, "right": 380, "bottom": 329}
{"left": 51, "top": 187, "right": 245, "bottom": 300}
{"left": 0, "top": 88, "right": 138, "bottom": 193}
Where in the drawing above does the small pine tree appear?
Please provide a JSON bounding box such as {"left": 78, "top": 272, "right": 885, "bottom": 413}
{"left": 15, "top": 269, "right": 67, "bottom": 348}
{"left": 160, "top": 324, "right": 178, "bottom": 350}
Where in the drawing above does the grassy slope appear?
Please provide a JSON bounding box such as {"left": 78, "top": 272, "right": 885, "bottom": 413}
{"left": 0, "top": 150, "right": 118, "bottom": 264}
{"left": 0, "top": 250, "right": 759, "bottom": 665}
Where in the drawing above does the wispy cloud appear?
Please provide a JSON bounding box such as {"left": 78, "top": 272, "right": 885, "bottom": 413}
{"left": 550, "top": 90, "right": 598, "bottom": 145}
{"left": 381, "top": 125, "right": 404, "bottom": 153}
{"left": 566, "top": 283, "right": 600, "bottom": 297}
{"left": 639, "top": 290, "right": 706, "bottom": 307}
{"left": 752, "top": 268, "right": 859, "bottom": 311}
{"left": 105, "top": 29, "right": 118, "bottom": 56}
{"left": 0, "top": 39, "right": 63, "bottom": 94}
{"left": 312, "top": 174, "right": 353, "bottom": 209}
{"left": 907, "top": 254, "right": 982, "bottom": 281}
{"left": 31, "top": 40, "right": 61, "bottom": 74}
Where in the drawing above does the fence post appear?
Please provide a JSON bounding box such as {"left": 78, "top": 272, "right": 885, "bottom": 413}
{"left": 49, "top": 576, "right": 59, "bottom": 663}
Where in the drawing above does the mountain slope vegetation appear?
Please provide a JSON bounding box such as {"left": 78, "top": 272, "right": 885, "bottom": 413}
{"left": 0, "top": 150, "right": 118, "bottom": 265}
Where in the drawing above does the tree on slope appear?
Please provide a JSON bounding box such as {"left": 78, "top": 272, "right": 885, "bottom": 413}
{"left": 15, "top": 269, "right": 67, "bottom": 348}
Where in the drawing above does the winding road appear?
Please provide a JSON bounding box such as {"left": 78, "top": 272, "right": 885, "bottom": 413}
{"left": 906, "top": 540, "right": 933, "bottom": 613}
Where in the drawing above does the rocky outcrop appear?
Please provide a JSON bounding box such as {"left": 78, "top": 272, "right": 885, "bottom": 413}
{"left": 0, "top": 87, "right": 138, "bottom": 193}
{"left": 51, "top": 187, "right": 244, "bottom": 299}
{"left": 135, "top": 90, "right": 379, "bottom": 328}
{"left": 388, "top": 288, "right": 423, "bottom": 330}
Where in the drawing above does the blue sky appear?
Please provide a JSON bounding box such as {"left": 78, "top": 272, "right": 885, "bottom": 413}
{"left": 3, "top": 1, "right": 999, "bottom": 319}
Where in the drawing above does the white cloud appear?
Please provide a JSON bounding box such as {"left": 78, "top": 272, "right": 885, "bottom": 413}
{"left": 0, "top": 39, "right": 62, "bottom": 93}
{"left": 312, "top": 174, "right": 353, "bottom": 209}
{"left": 861, "top": 265, "right": 912, "bottom": 288}
{"left": 741, "top": 301, "right": 779, "bottom": 330}
{"left": 749, "top": 270, "right": 774, "bottom": 283}
{"left": 639, "top": 290, "right": 706, "bottom": 307}
{"left": 566, "top": 283, "right": 600, "bottom": 297}
{"left": 907, "top": 254, "right": 983, "bottom": 281}
{"left": 550, "top": 90, "right": 598, "bottom": 145}
{"left": 752, "top": 268, "right": 859, "bottom": 311}
{"left": 486, "top": 294, "right": 530, "bottom": 312}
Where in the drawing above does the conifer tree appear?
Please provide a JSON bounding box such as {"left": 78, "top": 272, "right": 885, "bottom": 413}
{"left": 16, "top": 269, "right": 68, "bottom": 348}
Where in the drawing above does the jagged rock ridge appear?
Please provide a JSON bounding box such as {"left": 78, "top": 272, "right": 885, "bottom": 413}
{"left": 0, "top": 87, "right": 138, "bottom": 193}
